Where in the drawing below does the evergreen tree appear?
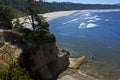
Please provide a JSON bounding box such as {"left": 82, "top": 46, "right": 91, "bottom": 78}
{"left": 27, "top": 0, "right": 49, "bottom": 31}
{"left": 0, "top": 6, "right": 14, "bottom": 29}
{"left": 0, "top": 0, "right": 2, "bottom": 4}
{"left": 27, "top": 0, "right": 36, "bottom": 31}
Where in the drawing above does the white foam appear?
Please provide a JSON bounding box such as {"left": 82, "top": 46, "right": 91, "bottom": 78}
{"left": 78, "top": 70, "right": 98, "bottom": 80}
{"left": 95, "top": 18, "right": 101, "bottom": 21}
{"left": 74, "top": 13, "right": 81, "bottom": 16}
{"left": 87, "top": 23, "right": 98, "bottom": 28}
{"left": 59, "top": 75, "right": 77, "bottom": 80}
{"left": 79, "top": 23, "right": 87, "bottom": 28}
{"left": 87, "top": 20, "right": 96, "bottom": 22}
{"left": 79, "top": 22, "right": 97, "bottom": 29}
{"left": 80, "top": 12, "right": 91, "bottom": 18}
{"left": 84, "top": 12, "right": 91, "bottom": 17}
{"left": 63, "top": 18, "right": 78, "bottom": 25}
{"left": 84, "top": 15, "right": 101, "bottom": 21}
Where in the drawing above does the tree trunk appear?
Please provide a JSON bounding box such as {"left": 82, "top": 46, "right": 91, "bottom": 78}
{"left": 31, "top": 13, "right": 35, "bottom": 31}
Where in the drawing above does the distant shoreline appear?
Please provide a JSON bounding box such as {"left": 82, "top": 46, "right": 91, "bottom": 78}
{"left": 13, "top": 9, "right": 120, "bottom": 80}
{"left": 42, "top": 9, "right": 120, "bottom": 21}
{"left": 43, "top": 9, "right": 120, "bottom": 80}
{"left": 13, "top": 9, "right": 120, "bottom": 29}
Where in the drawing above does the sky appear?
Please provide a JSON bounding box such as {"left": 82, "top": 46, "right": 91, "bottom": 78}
{"left": 44, "top": 0, "right": 120, "bottom": 4}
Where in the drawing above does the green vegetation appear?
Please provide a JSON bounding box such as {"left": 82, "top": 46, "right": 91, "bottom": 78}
{"left": 0, "top": 0, "right": 56, "bottom": 42}
{"left": 26, "top": 0, "right": 49, "bottom": 31}
{"left": 0, "top": 6, "right": 14, "bottom": 29}
{"left": 0, "top": 0, "right": 56, "bottom": 79}
{"left": 0, "top": 0, "right": 120, "bottom": 14}
{"left": 44, "top": 2, "right": 120, "bottom": 12}
{"left": 24, "top": 0, "right": 56, "bottom": 42}
{"left": 0, "top": 62, "right": 32, "bottom": 80}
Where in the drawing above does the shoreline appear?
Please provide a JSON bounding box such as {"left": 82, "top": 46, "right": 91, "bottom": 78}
{"left": 58, "top": 68, "right": 98, "bottom": 80}
{"left": 13, "top": 9, "right": 120, "bottom": 80}
{"left": 58, "top": 56, "right": 98, "bottom": 80}
{"left": 42, "top": 9, "right": 120, "bottom": 80}
{"left": 42, "top": 9, "right": 120, "bottom": 21}
{"left": 13, "top": 9, "right": 120, "bottom": 29}
{"left": 42, "top": 10, "right": 79, "bottom": 21}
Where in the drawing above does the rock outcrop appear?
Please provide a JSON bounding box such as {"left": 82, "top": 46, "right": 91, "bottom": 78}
{"left": 0, "top": 29, "right": 70, "bottom": 80}
{"left": 69, "top": 56, "right": 89, "bottom": 69}
{"left": 19, "top": 43, "right": 70, "bottom": 80}
{"left": 58, "top": 56, "right": 92, "bottom": 80}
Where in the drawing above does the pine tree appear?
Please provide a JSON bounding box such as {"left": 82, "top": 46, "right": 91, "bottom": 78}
{"left": 0, "top": 6, "right": 14, "bottom": 29}
{"left": 27, "top": 0, "right": 49, "bottom": 31}
{"left": 27, "top": 0, "right": 36, "bottom": 31}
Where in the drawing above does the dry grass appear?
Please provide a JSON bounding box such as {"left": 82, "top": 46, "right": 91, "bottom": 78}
{"left": 0, "top": 43, "right": 22, "bottom": 65}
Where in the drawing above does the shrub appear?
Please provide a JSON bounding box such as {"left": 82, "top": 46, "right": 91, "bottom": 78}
{"left": 43, "top": 32, "right": 55, "bottom": 42}
{"left": 0, "top": 62, "right": 32, "bottom": 80}
{"left": 0, "top": 6, "right": 14, "bottom": 29}
{"left": 39, "top": 30, "right": 56, "bottom": 43}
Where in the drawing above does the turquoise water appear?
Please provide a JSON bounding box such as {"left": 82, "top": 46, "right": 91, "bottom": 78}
{"left": 48, "top": 10, "right": 120, "bottom": 80}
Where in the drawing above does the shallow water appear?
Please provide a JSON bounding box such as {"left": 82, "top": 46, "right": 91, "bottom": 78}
{"left": 48, "top": 10, "right": 120, "bottom": 80}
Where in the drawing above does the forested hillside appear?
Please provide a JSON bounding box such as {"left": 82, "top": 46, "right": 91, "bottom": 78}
{"left": 44, "top": 2, "right": 120, "bottom": 12}
{"left": 1, "top": 0, "right": 120, "bottom": 14}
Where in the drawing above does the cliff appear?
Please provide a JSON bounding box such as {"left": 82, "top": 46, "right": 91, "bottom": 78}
{"left": 0, "top": 28, "right": 70, "bottom": 80}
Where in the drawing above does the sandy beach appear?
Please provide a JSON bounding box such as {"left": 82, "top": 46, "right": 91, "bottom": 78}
{"left": 13, "top": 9, "right": 120, "bottom": 29}
{"left": 13, "top": 10, "right": 120, "bottom": 80}
{"left": 42, "top": 10, "right": 99, "bottom": 80}
{"left": 13, "top": 10, "right": 80, "bottom": 29}
{"left": 42, "top": 10, "right": 79, "bottom": 21}
{"left": 42, "top": 9, "right": 120, "bottom": 21}
{"left": 14, "top": 10, "right": 97, "bottom": 80}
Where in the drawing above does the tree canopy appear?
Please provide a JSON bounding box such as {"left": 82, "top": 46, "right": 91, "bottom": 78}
{"left": 0, "top": 6, "right": 14, "bottom": 29}
{"left": 27, "top": 0, "right": 49, "bottom": 31}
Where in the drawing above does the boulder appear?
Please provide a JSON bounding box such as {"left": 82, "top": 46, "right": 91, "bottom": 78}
{"left": 69, "top": 56, "right": 89, "bottom": 69}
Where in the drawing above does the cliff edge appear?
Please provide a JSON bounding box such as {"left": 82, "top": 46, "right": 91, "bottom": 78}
{"left": 0, "top": 28, "right": 70, "bottom": 80}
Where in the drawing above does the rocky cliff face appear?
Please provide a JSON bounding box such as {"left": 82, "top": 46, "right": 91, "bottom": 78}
{"left": 0, "top": 29, "right": 70, "bottom": 80}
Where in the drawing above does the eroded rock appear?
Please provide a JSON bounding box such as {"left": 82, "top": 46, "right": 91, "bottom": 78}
{"left": 0, "top": 30, "right": 70, "bottom": 80}
{"left": 69, "top": 56, "right": 89, "bottom": 69}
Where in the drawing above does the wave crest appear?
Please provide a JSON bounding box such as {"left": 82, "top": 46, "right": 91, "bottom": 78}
{"left": 79, "top": 23, "right": 97, "bottom": 29}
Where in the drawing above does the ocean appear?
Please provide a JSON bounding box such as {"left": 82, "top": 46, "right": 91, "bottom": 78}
{"left": 48, "top": 10, "right": 120, "bottom": 80}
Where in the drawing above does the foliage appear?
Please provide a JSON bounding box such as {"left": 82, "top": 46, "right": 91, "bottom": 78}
{"left": 27, "top": 30, "right": 56, "bottom": 43}
{"left": 26, "top": 0, "right": 48, "bottom": 31}
{"left": 0, "top": 0, "right": 55, "bottom": 43}
{"left": 41, "top": 30, "right": 56, "bottom": 43}
{"left": 35, "top": 15, "right": 49, "bottom": 30}
{"left": 0, "top": 62, "right": 32, "bottom": 80}
{"left": 13, "top": 9, "right": 25, "bottom": 18}
{"left": 12, "top": 18, "right": 28, "bottom": 31}
{"left": 0, "top": 0, "right": 2, "bottom": 4}
{"left": 1, "top": 0, "right": 120, "bottom": 14}
{"left": 27, "top": 0, "right": 37, "bottom": 31}
{"left": 26, "top": 0, "right": 52, "bottom": 42}
{"left": 0, "top": 6, "right": 14, "bottom": 29}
